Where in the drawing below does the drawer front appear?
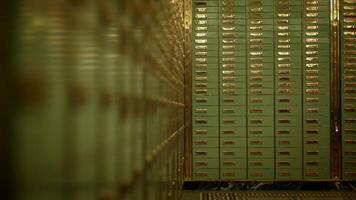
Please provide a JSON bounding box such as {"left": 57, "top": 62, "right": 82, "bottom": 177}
{"left": 276, "top": 127, "right": 303, "bottom": 137}
{"left": 220, "top": 137, "right": 247, "bottom": 148}
{"left": 193, "top": 148, "right": 219, "bottom": 158}
{"left": 276, "top": 158, "right": 302, "bottom": 169}
{"left": 220, "top": 106, "right": 247, "bottom": 116}
{"left": 221, "top": 169, "right": 247, "bottom": 180}
{"left": 275, "top": 106, "right": 302, "bottom": 116}
{"left": 276, "top": 148, "right": 302, "bottom": 158}
{"left": 248, "top": 169, "right": 275, "bottom": 180}
{"left": 220, "top": 126, "right": 247, "bottom": 137}
{"left": 248, "top": 158, "right": 274, "bottom": 169}
{"left": 192, "top": 169, "right": 219, "bottom": 180}
{"left": 193, "top": 137, "right": 219, "bottom": 148}
{"left": 220, "top": 148, "right": 247, "bottom": 158}
{"left": 276, "top": 116, "right": 302, "bottom": 127}
{"left": 248, "top": 137, "right": 274, "bottom": 148}
{"left": 304, "top": 158, "right": 330, "bottom": 170}
{"left": 248, "top": 106, "right": 274, "bottom": 116}
{"left": 304, "top": 148, "right": 330, "bottom": 158}
{"left": 343, "top": 171, "right": 356, "bottom": 180}
{"left": 304, "top": 137, "right": 330, "bottom": 149}
{"left": 276, "top": 169, "right": 302, "bottom": 180}
{"left": 193, "top": 116, "right": 219, "bottom": 126}
{"left": 220, "top": 116, "right": 247, "bottom": 126}
{"left": 275, "top": 95, "right": 303, "bottom": 106}
{"left": 193, "top": 158, "right": 219, "bottom": 169}
{"left": 248, "top": 116, "right": 274, "bottom": 127}
{"left": 276, "top": 137, "right": 302, "bottom": 147}
{"left": 193, "top": 95, "right": 219, "bottom": 106}
{"left": 248, "top": 95, "right": 274, "bottom": 105}
{"left": 304, "top": 169, "right": 330, "bottom": 180}
{"left": 193, "top": 126, "right": 219, "bottom": 138}
{"left": 248, "top": 148, "right": 274, "bottom": 158}
{"left": 220, "top": 95, "right": 247, "bottom": 105}
{"left": 193, "top": 105, "right": 219, "bottom": 116}
{"left": 221, "top": 158, "right": 247, "bottom": 169}
{"left": 248, "top": 127, "right": 274, "bottom": 137}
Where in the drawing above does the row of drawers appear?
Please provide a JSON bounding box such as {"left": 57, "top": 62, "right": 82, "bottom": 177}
{"left": 192, "top": 158, "right": 330, "bottom": 169}
{"left": 192, "top": 0, "right": 330, "bottom": 7}
{"left": 192, "top": 168, "right": 330, "bottom": 180}
{"left": 192, "top": 147, "right": 330, "bottom": 159}
{"left": 193, "top": 88, "right": 329, "bottom": 96}
{"left": 193, "top": 116, "right": 330, "bottom": 126}
{"left": 192, "top": 137, "right": 329, "bottom": 148}
{"left": 193, "top": 126, "right": 329, "bottom": 137}
{"left": 193, "top": 56, "right": 330, "bottom": 63}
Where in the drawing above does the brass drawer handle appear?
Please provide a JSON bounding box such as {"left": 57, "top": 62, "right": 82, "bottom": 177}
{"left": 195, "top": 109, "right": 208, "bottom": 113}
{"left": 345, "top": 172, "right": 356, "bottom": 177}
{"left": 223, "top": 109, "right": 236, "bottom": 113}
{"left": 195, "top": 119, "right": 208, "bottom": 124}
{"left": 250, "top": 98, "right": 263, "bottom": 103}
{"left": 195, "top": 151, "right": 208, "bottom": 156}
{"left": 345, "top": 129, "right": 356, "bottom": 134}
{"left": 250, "top": 162, "right": 263, "bottom": 166}
{"left": 305, "top": 172, "right": 320, "bottom": 177}
{"left": 279, "top": 172, "right": 291, "bottom": 177}
{"left": 306, "top": 119, "right": 319, "bottom": 124}
{"left": 223, "top": 140, "right": 236, "bottom": 145}
{"left": 306, "top": 130, "right": 319, "bottom": 134}
{"left": 278, "top": 162, "right": 291, "bottom": 166}
{"left": 250, "top": 130, "right": 263, "bottom": 134}
{"left": 195, "top": 140, "right": 208, "bottom": 145}
{"left": 306, "top": 108, "right": 319, "bottom": 113}
{"left": 222, "top": 161, "right": 236, "bottom": 166}
{"left": 278, "top": 98, "right": 290, "bottom": 103}
{"left": 195, "top": 130, "right": 208, "bottom": 135}
{"left": 223, "top": 172, "right": 236, "bottom": 177}
{"left": 278, "top": 109, "right": 290, "bottom": 113}
{"left": 344, "top": 151, "right": 356, "bottom": 156}
{"left": 345, "top": 140, "right": 356, "bottom": 144}
{"left": 250, "top": 141, "right": 263, "bottom": 145}
{"left": 195, "top": 172, "right": 208, "bottom": 177}
{"left": 223, "top": 98, "right": 235, "bottom": 103}
{"left": 250, "top": 151, "right": 263, "bottom": 156}
{"left": 223, "top": 151, "right": 235, "bottom": 156}
{"left": 250, "top": 109, "right": 263, "bottom": 113}
{"left": 278, "top": 140, "right": 291, "bottom": 145}
{"left": 195, "top": 98, "right": 207, "bottom": 103}
{"left": 195, "top": 161, "right": 208, "bottom": 167}
{"left": 221, "top": 130, "right": 235, "bottom": 135}
{"left": 223, "top": 119, "right": 235, "bottom": 124}
{"left": 250, "top": 172, "right": 263, "bottom": 177}
{"left": 345, "top": 119, "right": 356, "bottom": 123}
{"left": 279, "top": 151, "right": 290, "bottom": 156}
{"left": 277, "top": 130, "right": 290, "bottom": 135}
{"left": 306, "top": 161, "right": 319, "bottom": 166}
{"left": 195, "top": 83, "right": 208, "bottom": 88}
{"left": 306, "top": 140, "right": 319, "bottom": 144}
{"left": 195, "top": 89, "right": 208, "bottom": 95}
{"left": 345, "top": 161, "right": 356, "bottom": 166}
{"left": 278, "top": 119, "right": 290, "bottom": 124}
{"left": 250, "top": 119, "right": 263, "bottom": 124}
{"left": 307, "top": 151, "right": 319, "bottom": 156}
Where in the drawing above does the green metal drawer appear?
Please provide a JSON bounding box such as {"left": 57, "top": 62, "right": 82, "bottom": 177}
{"left": 304, "top": 158, "right": 330, "bottom": 170}
{"left": 248, "top": 115, "right": 274, "bottom": 127}
{"left": 248, "top": 148, "right": 274, "bottom": 158}
{"left": 276, "top": 126, "right": 303, "bottom": 137}
{"left": 304, "top": 11, "right": 331, "bottom": 19}
{"left": 275, "top": 95, "right": 303, "bottom": 106}
{"left": 342, "top": 159, "right": 356, "bottom": 170}
{"left": 193, "top": 116, "right": 219, "bottom": 126}
{"left": 193, "top": 158, "right": 219, "bottom": 169}
{"left": 276, "top": 158, "right": 302, "bottom": 169}
{"left": 275, "top": 105, "right": 302, "bottom": 116}
{"left": 248, "top": 137, "right": 274, "bottom": 148}
{"left": 247, "top": 12, "right": 275, "bottom": 19}
{"left": 194, "top": 44, "right": 219, "bottom": 51}
{"left": 195, "top": 19, "right": 219, "bottom": 26}
{"left": 247, "top": 19, "right": 273, "bottom": 25}
{"left": 248, "top": 169, "right": 275, "bottom": 179}
{"left": 276, "top": 169, "right": 303, "bottom": 180}
{"left": 304, "top": 147, "right": 330, "bottom": 158}
{"left": 194, "top": 68, "right": 219, "bottom": 79}
{"left": 193, "top": 1, "right": 219, "bottom": 7}
{"left": 221, "top": 70, "right": 248, "bottom": 78}
{"left": 277, "top": 74, "right": 302, "bottom": 83}
{"left": 193, "top": 7, "right": 219, "bottom": 13}
{"left": 248, "top": 95, "right": 274, "bottom": 105}
{"left": 276, "top": 148, "right": 302, "bottom": 158}
{"left": 194, "top": 25, "right": 219, "bottom": 32}
{"left": 193, "top": 56, "right": 219, "bottom": 64}
{"left": 193, "top": 137, "right": 219, "bottom": 148}
{"left": 221, "top": 158, "right": 247, "bottom": 169}
{"left": 220, "top": 49, "right": 247, "bottom": 56}
{"left": 276, "top": 137, "right": 302, "bottom": 147}
{"left": 248, "top": 88, "right": 274, "bottom": 95}
{"left": 220, "top": 127, "right": 247, "bottom": 137}
{"left": 303, "top": 95, "right": 330, "bottom": 106}
{"left": 303, "top": 115, "right": 330, "bottom": 127}
{"left": 248, "top": 75, "right": 274, "bottom": 83}
{"left": 193, "top": 105, "right": 219, "bottom": 116}
{"left": 303, "top": 137, "right": 330, "bottom": 149}
{"left": 193, "top": 147, "right": 219, "bottom": 158}
{"left": 220, "top": 137, "right": 247, "bottom": 148}
{"left": 248, "top": 158, "right": 275, "bottom": 169}
{"left": 274, "top": 18, "right": 302, "bottom": 25}
{"left": 220, "top": 96, "right": 247, "bottom": 105}
{"left": 220, "top": 148, "right": 247, "bottom": 158}
{"left": 343, "top": 171, "right": 356, "bottom": 180}
{"left": 220, "top": 106, "right": 247, "bottom": 115}
{"left": 276, "top": 116, "right": 302, "bottom": 127}
{"left": 193, "top": 126, "right": 219, "bottom": 138}
{"left": 193, "top": 89, "right": 219, "bottom": 96}
{"left": 193, "top": 95, "right": 219, "bottom": 105}
{"left": 220, "top": 116, "right": 247, "bottom": 126}
{"left": 194, "top": 13, "right": 219, "bottom": 19}
{"left": 221, "top": 169, "right": 247, "bottom": 180}
{"left": 248, "top": 56, "right": 274, "bottom": 63}
{"left": 221, "top": 88, "right": 247, "bottom": 95}
{"left": 248, "top": 106, "right": 274, "bottom": 116}
{"left": 193, "top": 50, "right": 219, "bottom": 57}
{"left": 248, "top": 69, "right": 274, "bottom": 76}
{"left": 192, "top": 169, "right": 219, "bottom": 180}
{"left": 248, "top": 127, "right": 274, "bottom": 137}
{"left": 304, "top": 169, "right": 330, "bottom": 180}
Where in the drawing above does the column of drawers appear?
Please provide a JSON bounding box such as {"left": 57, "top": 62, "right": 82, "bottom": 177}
{"left": 274, "top": 0, "right": 303, "bottom": 180}
{"left": 302, "top": 0, "right": 331, "bottom": 179}
{"left": 246, "top": 0, "right": 275, "bottom": 180}
{"left": 219, "top": 0, "right": 247, "bottom": 180}
{"left": 341, "top": 0, "right": 356, "bottom": 180}
{"left": 192, "top": 0, "right": 220, "bottom": 180}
